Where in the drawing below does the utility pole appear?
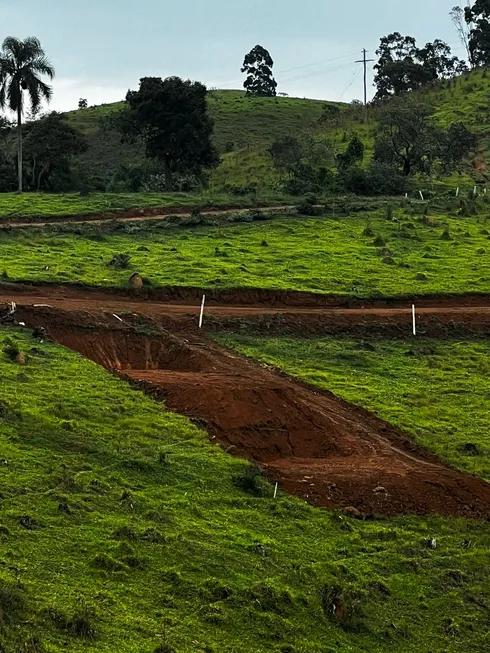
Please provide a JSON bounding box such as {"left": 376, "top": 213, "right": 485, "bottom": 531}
{"left": 356, "top": 49, "right": 374, "bottom": 123}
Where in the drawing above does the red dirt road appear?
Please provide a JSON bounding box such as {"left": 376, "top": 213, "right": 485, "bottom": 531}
{"left": 2, "top": 283, "right": 490, "bottom": 337}
{"left": 3, "top": 284, "right": 490, "bottom": 519}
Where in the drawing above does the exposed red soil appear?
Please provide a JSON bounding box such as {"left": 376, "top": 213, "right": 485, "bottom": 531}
{"left": 3, "top": 284, "right": 490, "bottom": 338}
{"left": 1, "top": 204, "right": 290, "bottom": 227}
{"left": 3, "top": 280, "right": 490, "bottom": 308}
{"left": 5, "top": 290, "right": 490, "bottom": 520}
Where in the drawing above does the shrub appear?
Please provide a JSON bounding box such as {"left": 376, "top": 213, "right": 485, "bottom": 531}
{"left": 112, "top": 526, "right": 138, "bottom": 541}
{"left": 297, "top": 193, "right": 321, "bottom": 216}
{"left": 155, "top": 644, "right": 176, "bottom": 653}
{"left": 68, "top": 603, "right": 97, "bottom": 640}
{"left": 284, "top": 164, "right": 334, "bottom": 196}
{"left": 341, "top": 163, "right": 407, "bottom": 196}
{"left": 246, "top": 582, "right": 293, "bottom": 616}
{"left": 92, "top": 553, "right": 128, "bottom": 572}
{"left": 2, "top": 338, "right": 20, "bottom": 361}
{"left": 362, "top": 221, "right": 375, "bottom": 237}
{"left": 190, "top": 206, "right": 201, "bottom": 220}
{"left": 108, "top": 254, "right": 132, "bottom": 269}
{"left": 0, "top": 582, "right": 27, "bottom": 625}
{"left": 319, "top": 583, "right": 365, "bottom": 632}
{"left": 233, "top": 464, "right": 273, "bottom": 497}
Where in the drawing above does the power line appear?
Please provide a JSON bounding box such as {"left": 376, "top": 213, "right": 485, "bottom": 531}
{"left": 339, "top": 67, "right": 361, "bottom": 101}
{"left": 216, "top": 51, "right": 361, "bottom": 89}
{"left": 278, "top": 51, "right": 360, "bottom": 75}
{"left": 281, "top": 61, "right": 357, "bottom": 84}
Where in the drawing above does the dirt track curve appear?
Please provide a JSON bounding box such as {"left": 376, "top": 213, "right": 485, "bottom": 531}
{"left": 3, "top": 282, "right": 490, "bottom": 519}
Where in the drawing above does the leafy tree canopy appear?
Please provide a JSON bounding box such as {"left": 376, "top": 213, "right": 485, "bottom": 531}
{"left": 465, "top": 0, "right": 490, "bottom": 65}
{"left": 374, "top": 100, "right": 474, "bottom": 177}
{"left": 116, "top": 76, "right": 219, "bottom": 191}
{"left": 374, "top": 33, "right": 466, "bottom": 100}
{"left": 241, "top": 45, "right": 278, "bottom": 97}
{"left": 24, "top": 112, "right": 88, "bottom": 191}
{"left": 336, "top": 135, "right": 365, "bottom": 172}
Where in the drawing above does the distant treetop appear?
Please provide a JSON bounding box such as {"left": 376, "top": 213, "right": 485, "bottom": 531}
{"left": 241, "top": 45, "right": 278, "bottom": 97}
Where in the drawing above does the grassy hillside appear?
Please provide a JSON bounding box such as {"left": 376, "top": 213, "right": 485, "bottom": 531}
{"left": 1, "top": 327, "right": 490, "bottom": 652}
{"left": 3, "top": 207, "right": 490, "bottom": 297}
{"left": 64, "top": 68, "right": 490, "bottom": 193}
{"left": 0, "top": 191, "right": 282, "bottom": 220}
{"left": 66, "top": 91, "right": 331, "bottom": 180}
{"left": 217, "top": 334, "right": 490, "bottom": 480}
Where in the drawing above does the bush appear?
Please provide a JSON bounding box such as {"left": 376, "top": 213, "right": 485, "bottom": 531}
{"left": 2, "top": 338, "right": 20, "bottom": 361}
{"left": 362, "top": 221, "right": 375, "bottom": 237}
{"left": 68, "top": 603, "right": 97, "bottom": 640}
{"left": 340, "top": 163, "right": 407, "bottom": 197}
{"left": 233, "top": 464, "right": 273, "bottom": 497}
{"left": 284, "top": 164, "right": 334, "bottom": 196}
{"left": 0, "top": 582, "right": 27, "bottom": 625}
{"left": 441, "top": 226, "right": 451, "bottom": 240}
{"left": 155, "top": 644, "right": 176, "bottom": 653}
{"left": 108, "top": 254, "right": 132, "bottom": 269}
{"left": 297, "top": 193, "right": 321, "bottom": 216}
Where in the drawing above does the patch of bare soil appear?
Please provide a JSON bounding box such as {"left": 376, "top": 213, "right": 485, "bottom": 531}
{"left": 11, "top": 302, "right": 490, "bottom": 520}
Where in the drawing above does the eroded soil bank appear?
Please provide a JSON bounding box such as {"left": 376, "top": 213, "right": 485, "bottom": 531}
{"left": 7, "top": 299, "right": 490, "bottom": 520}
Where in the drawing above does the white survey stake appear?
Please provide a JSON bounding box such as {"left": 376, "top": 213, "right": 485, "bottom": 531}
{"left": 199, "top": 295, "right": 206, "bottom": 329}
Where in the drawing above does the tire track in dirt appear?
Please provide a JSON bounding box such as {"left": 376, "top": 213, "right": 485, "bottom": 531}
{"left": 4, "top": 291, "right": 490, "bottom": 519}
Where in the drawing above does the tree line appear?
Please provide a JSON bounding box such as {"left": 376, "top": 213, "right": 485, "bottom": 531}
{"left": 2, "top": 1, "right": 490, "bottom": 195}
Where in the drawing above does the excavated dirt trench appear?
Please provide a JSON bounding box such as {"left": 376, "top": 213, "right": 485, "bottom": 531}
{"left": 15, "top": 305, "right": 490, "bottom": 520}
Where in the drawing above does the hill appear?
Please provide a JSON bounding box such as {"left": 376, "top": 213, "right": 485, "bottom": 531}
{"left": 65, "top": 69, "right": 490, "bottom": 193}
{"left": 66, "top": 91, "right": 331, "bottom": 181}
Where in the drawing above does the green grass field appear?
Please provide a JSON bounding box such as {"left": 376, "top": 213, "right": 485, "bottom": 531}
{"left": 216, "top": 334, "right": 490, "bottom": 481}
{"left": 0, "top": 191, "right": 277, "bottom": 220}
{"left": 1, "top": 328, "right": 490, "bottom": 652}
{"left": 2, "top": 209, "right": 490, "bottom": 297}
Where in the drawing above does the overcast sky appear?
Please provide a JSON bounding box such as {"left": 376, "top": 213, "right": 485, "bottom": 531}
{"left": 2, "top": 0, "right": 469, "bottom": 111}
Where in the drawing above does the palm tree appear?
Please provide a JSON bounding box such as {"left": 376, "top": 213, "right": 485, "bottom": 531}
{"left": 0, "top": 37, "right": 55, "bottom": 192}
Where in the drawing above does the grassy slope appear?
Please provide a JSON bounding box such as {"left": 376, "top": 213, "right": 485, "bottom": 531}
{"left": 216, "top": 334, "right": 490, "bottom": 480}
{"left": 1, "top": 328, "right": 490, "bottom": 652}
{"left": 0, "top": 191, "right": 277, "bottom": 220}
{"left": 2, "top": 209, "right": 490, "bottom": 296}
{"left": 64, "top": 70, "right": 490, "bottom": 194}
{"left": 66, "top": 91, "right": 329, "bottom": 178}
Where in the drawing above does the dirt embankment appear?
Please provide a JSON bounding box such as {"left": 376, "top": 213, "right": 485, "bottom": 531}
{"left": 4, "top": 283, "right": 490, "bottom": 338}
{"left": 1, "top": 203, "right": 291, "bottom": 227}
{"left": 10, "top": 301, "right": 490, "bottom": 520}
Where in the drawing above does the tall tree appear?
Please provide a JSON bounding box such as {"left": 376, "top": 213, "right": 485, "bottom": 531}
{"left": 374, "top": 100, "right": 474, "bottom": 177}
{"left": 23, "top": 112, "right": 88, "bottom": 190}
{"left": 374, "top": 33, "right": 466, "bottom": 100}
{"left": 241, "top": 45, "right": 277, "bottom": 97}
{"left": 450, "top": 4, "right": 473, "bottom": 64}
{"left": 117, "top": 76, "right": 219, "bottom": 191}
{"left": 465, "top": 0, "right": 490, "bottom": 65}
{"left": 0, "top": 37, "right": 55, "bottom": 192}
{"left": 336, "top": 135, "right": 365, "bottom": 172}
